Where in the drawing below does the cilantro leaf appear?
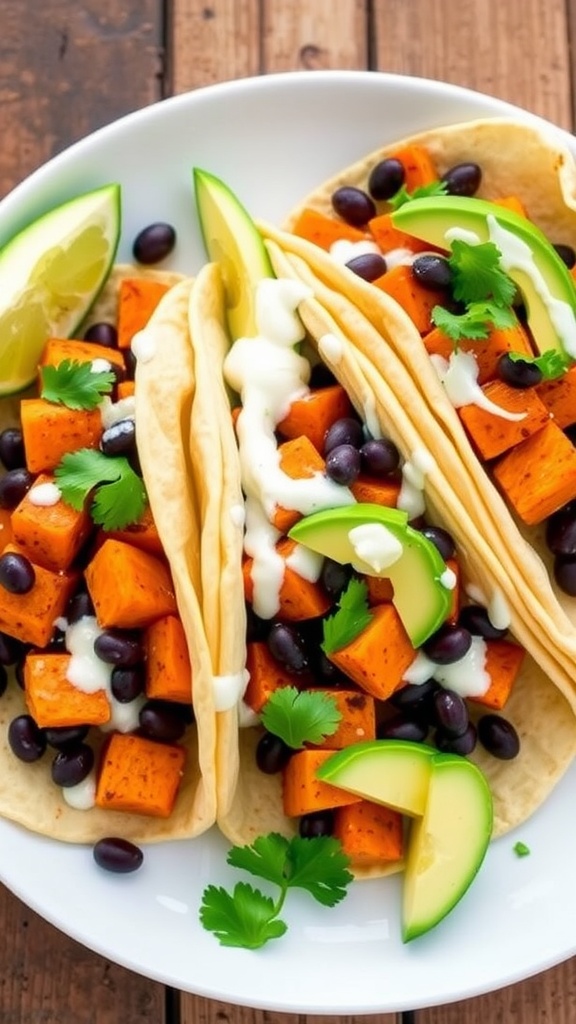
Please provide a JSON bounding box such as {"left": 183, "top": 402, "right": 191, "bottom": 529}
{"left": 449, "top": 240, "right": 516, "bottom": 307}
{"left": 508, "top": 348, "right": 571, "bottom": 381}
{"left": 286, "top": 836, "right": 353, "bottom": 907}
{"left": 322, "top": 577, "right": 373, "bottom": 655}
{"left": 388, "top": 180, "right": 449, "bottom": 211}
{"left": 513, "top": 841, "right": 531, "bottom": 858}
{"left": 41, "top": 359, "right": 115, "bottom": 410}
{"left": 200, "top": 882, "right": 287, "bottom": 949}
{"left": 260, "top": 686, "right": 341, "bottom": 748}
{"left": 54, "top": 448, "right": 146, "bottom": 530}
{"left": 227, "top": 833, "right": 291, "bottom": 888}
{"left": 432, "top": 301, "right": 516, "bottom": 342}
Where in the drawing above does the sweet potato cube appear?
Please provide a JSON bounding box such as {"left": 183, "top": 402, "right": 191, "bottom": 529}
{"left": 309, "top": 689, "right": 376, "bottom": 749}
{"left": 372, "top": 264, "right": 444, "bottom": 334}
{"left": 0, "top": 508, "right": 14, "bottom": 550}
{"left": 333, "top": 800, "right": 404, "bottom": 867}
{"left": 117, "top": 278, "right": 171, "bottom": 349}
{"left": 244, "top": 641, "right": 301, "bottom": 713}
{"left": 116, "top": 380, "right": 136, "bottom": 399}
{"left": 276, "top": 386, "right": 354, "bottom": 453}
{"left": 366, "top": 575, "right": 394, "bottom": 604}
{"left": 536, "top": 364, "right": 576, "bottom": 429}
{"left": 389, "top": 144, "right": 439, "bottom": 191}
{"left": 145, "top": 614, "right": 192, "bottom": 703}
{"left": 291, "top": 207, "right": 368, "bottom": 250}
{"left": 0, "top": 545, "right": 78, "bottom": 646}
{"left": 95, "top": 732, "right": 186, "bottom": 818}
{"left": 368, "top": 212, "right": 430, "bottom": 255}
{"left": 282, "top": 749, "right": 362, "bottom": 817}
{"left": 351, "top": 474, "right": 401, "bottom": 507}
{"left": 493, "top": 421, "right": 576, "bottom": 525}
{"left": 39, "top": 336, "right": 125, "bottom": 374}
{"left": 243, "top": 539, "right": 331, "bottom": 622}
{"left": 328, "top": 602, "right": 415, "bottom": 700}
{"left": 11, "top": 473, "right": 93, "bottom": 572}
{"left": 423, "top": 320, "right": 533, "bottom": 386}
{"left": 272, "top": 435, "right": 326, "bottom": 533}
{"left": 24, "top": 652, "right": 110, "bottom": 728}
{"left": 103, "top": 503, "right": 164, "bottom": 557}
{"left": 21, "top": 398, "right": 103, "bottom": 474}
{"left": 458, "top": 381, "right": 550, "bottom": 460}
{"left": 468, "top": 638, "right": 525, "bottom": 710}
{"left": 85, "top": 538, "right": 177, "bottom": 628}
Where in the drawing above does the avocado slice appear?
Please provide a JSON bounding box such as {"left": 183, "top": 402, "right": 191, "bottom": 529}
{"left": 193, "top": 168, "right": 274, "bottom": 339}
{"left": 316, "top": 739, "right": 435, "bottom": 816}
{"left": 289, "top": 502, "right": 452, "bottom": 647}
{"left": 392, "top": 195, "right": 576, "bottom": 359}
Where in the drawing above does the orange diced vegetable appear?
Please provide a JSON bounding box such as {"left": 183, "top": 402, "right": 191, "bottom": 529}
{"left": 491, "top": 196, "right": 528, "bottom": 217}
{"left": 366, "top": 575, "right": 394, "bottom": 604}
{"left": 333, "top": 800, "right": 404, "bottom": 866}
{"left": 117, "top": 380, "right": 135, "bottom": 399}
{"left": 351, "top": 474, "right": 401, "bottom": 507}
{"left": 117, "top": 278, "right": 171, "bottom": 350}
{"left": 309, "top": 689, "right": 376, "bottom": 749}
{"left": 536, "top": 365, "right": 576, "bottom": 428}
{"left": 277, "top": 385, "right": 354, "bottom": 453}
{"left": 389, "top": 144, "right": 439, "bottom": 191}
{"left": 39, "top": 336, "right": 125, "bottom": 373}
{"left": 85, "top": 538, "right": 177, "bottom": 628}
{"left": 21, "top": 398, "right": 103, "bottom": 474}
{"left": 24, "top": 651, "right": 110, "bottom": 728}
{"left": 11, "top": 472, "right": 92, "bottom": 572}
{"left": 282, "top": 749, "right": 362, "bottom": 817}
{"left": 144, "top": 614, "right": 192, "bottom": 703}
{"left": 103, "top": 503, "right": 164, "bottom": 557}
{"left": 243, "top": 539, "right": 332, "bottom": 622}
{"left": 95, "top": 732, "right": 186, "bottom": 818}
{"left": 291, "top": 207, "right": 368, "bottom": 250}
{"left": 244, "top": 641, "right": 302, "bottom": 713}
{"left": 372, "top": 264, "right": 444, "bottom": 334}
{"left": 423, "top": 320, "right": 533, "bottom": 386}
{"left": 0, "top": 508, "right": 13, "bottom": 550}
{"left": 368, "top": 212, "right": 430, "bottom": 254}
{"left": 328, "top": 602, "right": 415, "bottom": 699}
{"left": 458, "top": 381, "right": 550, "bottom": 460}
{"left": 468, "top": 638, "right": 525, "bottom": 711}
{"left": 0, "top": 545, "right": 78, "bottom": 646}
{"left": 493, "top": 421, "right": 576, "bottom": 525}
{"left": 272, "top": 435, "right": 326, "bottom": 533}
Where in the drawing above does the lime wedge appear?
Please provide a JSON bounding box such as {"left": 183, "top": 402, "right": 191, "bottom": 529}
{"left": 0, "top": 183, "right": 121, "bottom": 395}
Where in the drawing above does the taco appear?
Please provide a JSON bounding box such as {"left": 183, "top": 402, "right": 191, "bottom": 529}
{"left": 186, "top": 222, "right": 576, "bottom": 877}
{"left": 0, "top": 265, "right": 218, "bottom": 843}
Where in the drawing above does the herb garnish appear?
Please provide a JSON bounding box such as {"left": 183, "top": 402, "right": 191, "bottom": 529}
{"left": 261, "top": 686, "right": 342, "bottom": 748}
{"left": 513, "top": 840, "right": 531, "bottom": 858}
{"left": 508, "top": 348, "right": 571, "bottom": 381}
{"left": 40, "top": 359, "right": 115, "bottom": 410}
{"left": 54, "top": 448, "right": 146, "bottom": 530}
{"left": 322, "top": 577, "right": 373, "bottom": 655}
{"left": 431, "top": 239, "right": 519, "bottom": 342}
{"left": 200, "top": 833, "right": 353, "bottom": 948}
{"left": 432, "top": 301, "right": 516, "bottom": 342}
{"left": 389, "top": 180, "right": 449, "bottom": 211}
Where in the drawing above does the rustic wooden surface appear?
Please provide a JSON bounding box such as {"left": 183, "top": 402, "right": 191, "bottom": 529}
{"left": 0, "top": 0, "right": 575, "bottom": 1021}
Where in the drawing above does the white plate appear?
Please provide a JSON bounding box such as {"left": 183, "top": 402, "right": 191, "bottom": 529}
{"left": 1, "top": 70, "right": 575, "bottom": 1013}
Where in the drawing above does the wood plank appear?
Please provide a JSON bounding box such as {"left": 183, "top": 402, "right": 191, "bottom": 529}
{"left": 260, "top": 0, "right": 367, "bottom": 71}
{"left": 182, "top": 998, "right": 401, "bottom": 1024}
{"left": 0, "top": 885, "right": 165, "bottom": 1023}
{"left": 372, "top": 0, "right": 573, "bottom": 130}
{"left": 170, "top": 0, "right": 261, "bottom": 92}
{"left": 0, "top": 0, "right": 164, "bottom": 197}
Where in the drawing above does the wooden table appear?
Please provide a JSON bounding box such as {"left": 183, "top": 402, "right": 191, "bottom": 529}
{"left": 2, "top": 0, "right": 576, "bottom": 1021}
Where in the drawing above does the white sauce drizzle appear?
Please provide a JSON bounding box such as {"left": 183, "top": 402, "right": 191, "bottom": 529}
{"left": 382, "top": 247, "right": 416, "bottom": 269}
{"left": 285, "top": 543, "right": 324, "bottom": 582}
{"left": 62, "top": 771, "right": 97, "bottom": 810}
{"left": 440, "top": 566, "right": 457, "bottom": 590}
{"left": 397, "top": 448, "right": 435, "bottom": 519}
{"left": 349, "top": 522, "right": 403, "bottom": 574}
{"left": 213, "top": 669, "right": 250, "bottom": 712}
{"left": 362, "top": 391, "right": 382, "bottom": 441}
{"left": 329, "top": 239, "right": 381, "bottom": 264}
{"left": 99, "top": 395, "right": 136, "bottom": 430}
{"left": 90, "top": 357, "right": 112, "bottom": 374}
{"left": 238, "top": 700, "right": 261, "bottom": 728}
{"left": 465, "top": 583, "right": 512, "bottom": 630}
{"left": 64, "top": 615, "right": 143, "bottom": 733}
{"left": 28, "top": 482, "right": 61, "bottom": 507}
{"left": 403, "top": 635, "right": 490, "bottom": 698}
{"left": 436, "top": 351, "right": 526, "bottom": 421}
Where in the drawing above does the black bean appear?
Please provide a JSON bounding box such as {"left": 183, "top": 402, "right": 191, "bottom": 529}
{"left": 139, "top": 700, "right": 187, "bottom": 742}
{"left": 299, "top": 810, "right": 335, "bottom": 839}
{"left": 245, "top": 605, "right": 269, "bottom": 643}
{"left": 345, "top": 252, "right": 387, "bottom": 282}
{"left": 309, "top": 362, "right": 338, "bottom": 389}
{"left": 83, "top": 322, "right": 119, "bottom": 347}
{"left": 0, "top": 468, "right": 35, "bottom": 510}
{"left": 331, "top": 186, "right": 376, "bottom": 227}
{"left": 0, "top": 551, "right": 35, "bottom": 594}
{"left": 267, "top": 622, "right": 309, "bottom": 674}
{"left": 132, "top": 222, "right": 176, "bottom": 265}
{"left": 411, "top": 254, "right": 453, "bottom": 291}
{"left": 497, "top": 353, "right": 542, "bottom": 389}
{"left": 390, "top": 678, "right": 439, "bottom": 712}
{"left": 255, "top": 731, "right": 293, "bottom": 773}
{"left": 124, "top": 347, "right": 137, "bottom": 381}
{"left": 100, "top": 418, "right": 136, "bottom": 458}
{"left": 553, "top": 555, "right": 576, "bottom": 596}
{"left": 313, "top": 650, "right": 348, "bottom": 686}
{"left": 111, "top": 666, "right": 145, "bottom": 703}
{"left": 8, "top": 715, "right": 46, "bottom": 762}
{"left": 423, "top": 623, "right": 472, "bottom": 664}
{"left": 94, "top": 630, "right": 143, "bottom": 667}
{"left": 477, "top": 713, "right": 520, "bottom": 759}
{"left": 67, "top": 589, "right": 95, "bottom": 624}
{"left": 377, "top": 714, "right": 428, "bottom": 743}
{"left": 323, "top": 416, "right": 364, "bottom": 455}
{"left": 416, "top": 524, "right": 456, "bottom": 561}
{"left": 458, "top": 604, "right": 508, "bottom": 640}
{"left": 0, "top": 663, "right": 7, "bottom": 698}
{"left": 441, "top": 162, "right": 482, "bottom": 197}
{"left": 368, "top": 158, "right": 405, "bottom": 201}
{"left": 51, "top": 743, "right": 94, "bottom": 787}
{"left": 93, "top": 837, "right": 144, "bottom": 874}
{"left": 0, "top": 632, "right": 27, "bottom": 666}
{"left": 45, "top": 725, "right": 90, "bottom": 749}
{"left": 553, "top": 243, "right": 576, "bottom": 269}
{"left": 433, "top": 688, "right": 469, "bottom": 738}
{"left": 320, "top": 558, "right": 353, "bottom": 599}
{"left": 325, "top": 444, "right": 361, "bottom": 486}
{"left": 360, "top": 437, "right": 400, "bottom": 476}
{"left": 0, "top": 428, "right": 25, "bottom": 471}
{"left": 435, "top": 721, "right": 477, "bottom": 755}
{"left": 546, "top": 503, "right": 576, "bottom": 556}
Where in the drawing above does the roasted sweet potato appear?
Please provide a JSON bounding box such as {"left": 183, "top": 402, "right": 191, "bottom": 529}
{"left": 0, "top": 544, "right": 78, "bottom": 646}
{"left": 388, "top": 144, "right": 439, "bottom": 190}
{"left": 368, "top": 212, "right": 430, "bottom": 255}
{"left": 117, "top": 278, "right": 171, "bottom": 349}
{"left": 308, "top": 689, "right": 376, "bottom": 749}
{"left": 84, "top": 537, "right": 177, "bottom": 629}
{"left": 39, "top": 336, "right": 125, "bottom": 373}
{"left": 282, "top": 749, "right": 363, "bottom": 817}
{"left": 24, "top": 651, "right": 110, "bottom": 728}
{"left": 277, "top": 385, "right": 354, "bottom": 453}
{"left": 291, "top": 207, "right": 368, "bottom": 250}
{"left": 11, "top": 472, "right": 93, "bottom": 572}
{"left": 458, "top": 381, "right": 550, "bottom": 461}
{"left": 244, "top": 641, "right": 303, "bottom": 713}
{"left": 273, "top": 435, "right": 327, "bottom": 533}
{"left": 328, "top": 602, "right": 415, "bottom": 700}
{"left": 21, "top": 398, "right": 103, "bottom": 473}
{"left": 95, "top": 732, "right": 186, "bottom": 818}
{"left": 493, "top": 421, "right": 576, "bottom": 525}
{"left": 351, "top": 474, "right": 401, "bottom": 507}
{"left": 423, "top": 320, "right": 533, "bottom": 386}
{"left": 333, "top": 800, "right": 404, "bottom": 866}
{"left": 243, "top": 537, "right": 331, "bottom": 622}
{"left": 103, "top": 503, "right": 164, "bottom": 557}
{"left": 468, "top": 638, "right": 525, "bottom": 710}
{"left": 372, "top": 264, "right": 445, "bottom": 334}
{"left": 536, "top": 364, "right": 576, "bottom": 428}
{"left": 144, "top": 614, "right": 192, "bottom": 703}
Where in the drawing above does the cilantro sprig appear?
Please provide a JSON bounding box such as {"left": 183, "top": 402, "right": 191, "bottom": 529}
{"left": 448, "top": 240, "right": 516, "bottom": 307}
{"left": 388, "top": 180, "right": 449, "bottom": 211}
{"left": 200, "top": 833, "right": 353, "bottom": 948}
{"left": 513, "top": 840, "right": 531, "bottom": 858}
{"left": 54, "top": 448, "right": 146, "bottom": 530}
{"left": 508, "top": 348, "right": 570, "bottom": 381}
{"left": 41, "top": 359, "right": 115, "bottom": 410}
{"left": 322, "top": 577, "right": 373, "bottom": 655}
{"left": 261, "top": 686, "right": 341, "bottom": 748}
{"left": 432, "top": 301, "right": 516, "bottom": 341}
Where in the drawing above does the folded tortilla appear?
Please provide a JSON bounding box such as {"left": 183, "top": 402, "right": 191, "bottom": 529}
{"left": 0, "top": 267, "right": 218, "bottom": 843}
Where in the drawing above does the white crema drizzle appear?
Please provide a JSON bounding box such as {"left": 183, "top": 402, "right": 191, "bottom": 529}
{"left": 403, "top": 635, "right": 490, "bottom": 698}
{"left": 433, "top": 351, "right": 527, "bottom": 422}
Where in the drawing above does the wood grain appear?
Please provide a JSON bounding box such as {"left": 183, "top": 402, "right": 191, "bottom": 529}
{"left": 181, "top": 999, "right": 401, "bottom": 1024}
